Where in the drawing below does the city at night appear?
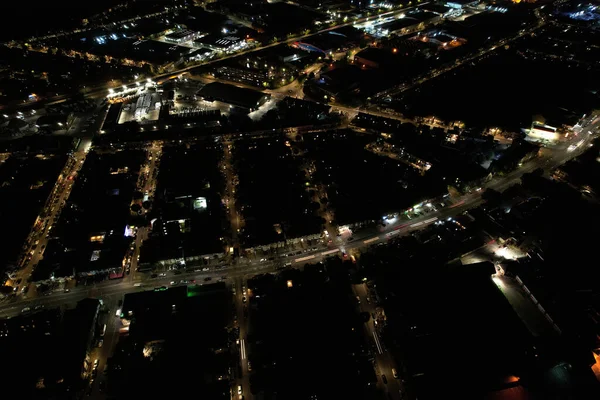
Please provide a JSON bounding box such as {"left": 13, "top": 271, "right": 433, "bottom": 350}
{"left": 1, "top": 0, "right": 600, "bottom": 399}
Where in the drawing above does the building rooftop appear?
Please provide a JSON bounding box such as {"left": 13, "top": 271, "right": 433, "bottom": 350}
{"left": 377, "top": 17, "right": 422, "bottom": 33}
{"left": 165, "top": 29, "right": 196, "bottom": 40}
{"left": 122, "top": 285, "right": 188, "bottom": 321}
{"left": 355, "top": 47, "right": 399, "bottom": 67}
{"left": 197, "top": 82, "right": 268, "bottom": 110}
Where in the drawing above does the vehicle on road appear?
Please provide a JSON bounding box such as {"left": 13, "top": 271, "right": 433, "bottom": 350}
{"left": 382, "top": 374, "right": 388, "bottom": 384}
{"left": 392, "top": 368, "right": 398, "bottom": 379}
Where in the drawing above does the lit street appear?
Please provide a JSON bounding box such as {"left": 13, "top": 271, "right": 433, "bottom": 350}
{"left": 2, "top": 3, "right": 600, "bottom": 397}
{"left": 2, "top": 114, "right": 597, "bottom": 321}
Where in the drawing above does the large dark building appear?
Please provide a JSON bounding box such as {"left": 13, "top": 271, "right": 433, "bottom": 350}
{"left": 196, "top": 82, "right": 270, "bottom": 111}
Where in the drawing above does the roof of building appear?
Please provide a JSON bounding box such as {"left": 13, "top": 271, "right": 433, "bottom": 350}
{"left": 303, "top": 31, "right": 353, "bottom": 53}
{"left": 103, "top": 103, "right": 123, "bottom": 129}
{"left": 165, "top": 29, "right": 196, "bottom": 40}
{"left": 195, "top": 34, "right": 244, "bottom": 48}
{"left": 197, "top": 82, "right": 268, "bottom": 109}
{"left": 447, "top": 0, "right": 479, "bottom": 4}
{"left": 423, "top": 4, "right": 452, "bottom": 14}
{"left": 355, "top": 47, "right": 398, "bottom": 66}
{"left": 62, "top": 299, "right": 100, "bottom": 382}
{"left": 122, "top": 285, "right": 188, "bottom": 320}
{"left": 409, "top": 11, "right": 439, "bottom": 22}
{"left": 378, "top": 17, "right": 422, "bottom": 33}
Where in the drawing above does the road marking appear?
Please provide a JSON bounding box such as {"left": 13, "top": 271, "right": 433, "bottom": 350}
{"left": 373, "top": 331, "right": 383, "bottom": 354}
{"left": 240, "top": 339, "right": 246, "bottom": 360}
{"left": 423, "top": 217, "right": 438, "bottom": 224}
{"left": 294, "top": 255, "right": 315, "bottom": 263}
{"left": 410, "top": 222, "right": 423, "bottom": 227}
{"left": 363, "top": 237, "right": 380, "bottom": 244}
{"left": 321, "top": 249, "right": 340, "bottom": 256}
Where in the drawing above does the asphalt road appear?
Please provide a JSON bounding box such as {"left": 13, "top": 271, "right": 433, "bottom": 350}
{"left": 353, "top": 283, "right": 404, "bottom": 399}
{"left": 2, "top": 117, "right": 597, "bottom": 319}
{"left": 13, "top": 144, "right": 89, "bottom": 294}
{"left": 0, "top": 116, "right": 595, "bottom": 400}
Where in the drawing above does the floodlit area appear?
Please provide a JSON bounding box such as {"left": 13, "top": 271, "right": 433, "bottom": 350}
{"left": 494, "top": 244, "right": 527, "bottom": 260}
{"left": 248, "top": 98, "right": 277, "bottom": 121}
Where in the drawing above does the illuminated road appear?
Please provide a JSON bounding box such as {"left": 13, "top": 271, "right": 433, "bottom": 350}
{"left": 234, "top": 277, "right": 252, "bottom": 400}
{"left": 128, "top": 142, "right": 162, "bottom": 283}
{"left": 13, "top": 139, "right": 91, "bottom": 295}
{"left": 353, "top": 283, "right": 404, "bottom": 399}
{"left": 2, "top": 115, "right": 597, "bottom": 320}
{"left": 8, "top": 4, "right": 428, "bottom": 112}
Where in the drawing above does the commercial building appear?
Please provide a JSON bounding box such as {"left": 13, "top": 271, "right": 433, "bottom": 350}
{"left": 197, "top": 82, "right": 270, "bottom": 111}
{"left": 366, "top": 11, "right": 441, "bottom": 37}
{"left": 121, "top": 285, "right": 188, "bottom": 323}
{"left": 524, "top": 122, "right": 560, "bottom": 142}
{"left": 215, "top": 66, "right": 269, "bottom": 87}
{"left": 422, "top": 4, "right": 453, "bottom": 17}
{"left": 133, "top": 92, "right": 161, "bottom": 119}
{"left": 102, "top": 103, "right": 123, "bottom": 133}
{"left": 186, "top": 47, "right": 214, "bottom": 62}
{"left": 276, "top": 46, "right": 310, "bottom": 63}
{"left": 413, "top": 30, "right": 467, "bottom": 50}
{"left": 164, "top": 29, "right": 204, "bottom": 43}
{"left": 194, "top": 34, "right": 247, "bottom": 52}
{"left": 446, "top": 0, "right": 480, "bottom": 9}
{"left": 354, "top": 47, "right": 397, "bottom": 69}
